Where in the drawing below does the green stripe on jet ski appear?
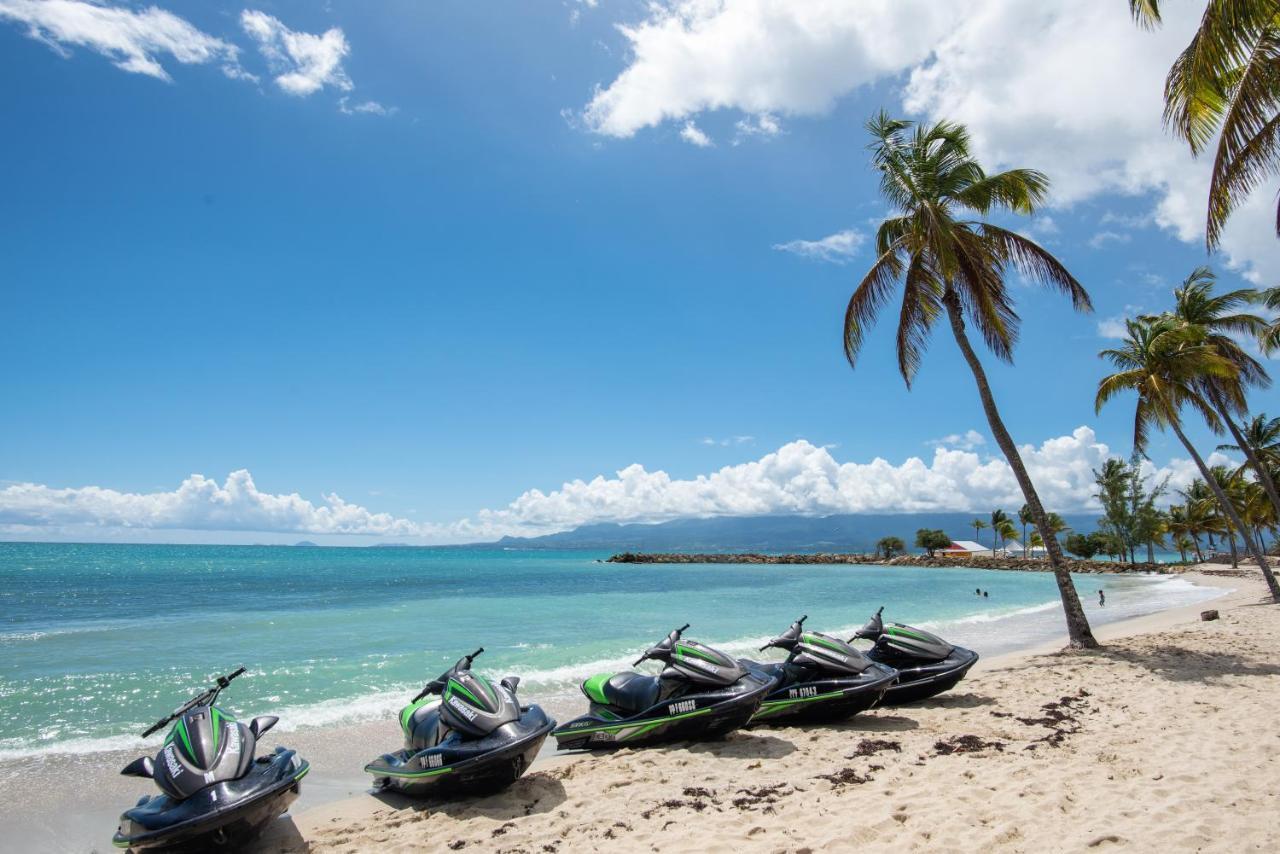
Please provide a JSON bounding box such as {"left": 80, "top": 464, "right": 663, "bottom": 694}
{"left": 210, "top": 708, "right": 222, "bottom": 754}
{"left": 887, "top": 627, "right": 929, "bottom": 642}
{"left": 557, "top": 705, "right": 712, "bottom": 738}
{"left": 447, "top": 679, "right": 483, "bottom": 707}
{"left": 752, "top": 688, "right": 849, "bottom": 718}
{"left": 675, "top": 645, "right": 723, "bottom": 664}
{"left": 367, "top": 764, "right": 454, "bottom": 779}
{"left": 175, "top": 718, "right": 194, "bottom": 762}
{"left": 582, "top": 673, "right": 611, "bottom": 705}
{"left": 803, "top": 634, "right": 848, "bottom": 653}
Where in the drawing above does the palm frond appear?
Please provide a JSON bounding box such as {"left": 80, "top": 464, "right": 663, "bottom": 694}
{"left": 843, "top": 241, "right": 906, "bottom": 368}
{"left": 1129, "top": 0, "right": 1162, "bottom": 28}
{"left": 981, "top": 224, "right": 1093, "bottom": 311}
{"left": 895, "top": 252, "right": 943, "bottom": 386}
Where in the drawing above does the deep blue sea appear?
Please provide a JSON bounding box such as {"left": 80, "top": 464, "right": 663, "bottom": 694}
{"left": 0, "top": 542, "right": 1220, "bottom": 760}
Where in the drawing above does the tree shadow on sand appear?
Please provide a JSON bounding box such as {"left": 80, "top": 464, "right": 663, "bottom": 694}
{"left": 825, "top": 713, "right": 919, "bottom": 733}
{"left": 1091, "top": 644, "right": 1280, "bottom": 684}
{"left": 368, "top": 770, "right": 568, "bottom": 821}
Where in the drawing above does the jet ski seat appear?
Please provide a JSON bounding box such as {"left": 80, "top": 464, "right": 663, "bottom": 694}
{"left": 581, "top": 672, "right": 661, "bottom": 713}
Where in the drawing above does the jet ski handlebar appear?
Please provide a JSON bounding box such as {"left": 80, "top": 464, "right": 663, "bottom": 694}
{"left": 141, "top": 667, "right": 247, "bottom": 737}
{"left": 411, "top": 648, "right": 487, "bottom": 702}
{"left": 634, "top": 624, "right": 690, "bottom": 666}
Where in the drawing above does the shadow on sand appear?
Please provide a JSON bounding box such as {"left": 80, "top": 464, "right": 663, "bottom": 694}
{"left": 368, "top": 770, "right": 569, "bottom": 821}
{"left": 887, "top": 691, "right": 995, "bottom": 710}
{"left": 1092, "top": 644, "right": 1280, "bottom": 684}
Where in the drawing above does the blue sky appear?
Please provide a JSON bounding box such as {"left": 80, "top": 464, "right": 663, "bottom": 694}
{"left": 0, "top": 1, "right": 1276, "bottom": 543}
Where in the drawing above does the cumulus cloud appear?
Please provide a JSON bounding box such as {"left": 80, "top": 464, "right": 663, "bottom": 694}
{"left": 1096, "top": 304, "right": 1145, "bottom": 339}
{"left": 773, "top": 229, "right": 864, "bottom": 264}
{"left": 240, "top": 9, "right": 351, "bottom": 97}
{"left": 1089, "top": 230, "right": 1133, "bottom": 249}
{"left": 700, "top": 435, "right": 755, "bottom": 447}
{"left": 0, "top": 470, "right": 420, "bottom": 536}
{"left": 0, "top": 430, "right": 1236, "bottom": 543}
{"left": 679, "top": 120, "right": 713, "bottom": 147}
{"left": 0, "top": 0, "right": 244, "bottom": 82}
{"left": 583, "top": 0, "right": 1279, "bottom": 282}
{"left": 339, "top": 96, "right": 396, "bottom": 116}
{"left": 926, "top": 430, "right": 985, "bottom": 451}
{"left": 734, "top": 112, "right": 782, "bottom": 142}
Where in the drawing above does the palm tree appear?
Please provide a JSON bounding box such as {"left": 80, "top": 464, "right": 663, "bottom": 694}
{"left": 1173, "top": 533, "right": 1195, "bottom": 563}
{"left": 1096, "top": 315, "right": 1280, "bottom": 599}
{"left": 990, "top": 509, "right": 1011, "bottom": 553}
{"left": 996, "top": 518, "right": 1019, "bottom": 556}
{"left": 1219, "top": 412, "right": 1280, "bottom": 472}
{"left": 971, "top": 518, "right": 989, "bottom": 549}
{"left": 845, "top": 114, "right": 1097, "bottom": 647}
{"left": 1167, "top": 268, "right": 1280, "bottom": 527}
{"left": 1128, "top": 1, "right": 1280, "bottom": 249}
{"left": 1018, "top": 504, "right": 1034, "bottom": 556}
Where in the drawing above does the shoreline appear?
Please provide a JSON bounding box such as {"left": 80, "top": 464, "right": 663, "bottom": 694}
{"left": 606, "top": 552, "right": 1186, "bottom": 573}
{"left": 252, "top": 568, "right": 1259, "bottom": 853}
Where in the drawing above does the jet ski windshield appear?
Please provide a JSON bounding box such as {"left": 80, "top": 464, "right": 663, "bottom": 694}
{"left": 759, "top": 615, "right": 807, "bottom": 654}
{"left": 411, "top": 647, "right": 485, "bottom": 703}
{"left": 634, "top": 624, "right": 690, "bottom": 666}
{"left": 852, "top": 607, "right": 885, "bottom": 641}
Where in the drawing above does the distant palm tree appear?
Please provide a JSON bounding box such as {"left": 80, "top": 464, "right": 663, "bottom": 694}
{"left": 1018, "top": 504, "right": 1034, "bottom": 555}
{"left": 990, "top": 509, "right": 1011, "bottom": 553}
{"left": 845, "top": 114, "right": 1097, "bottom": 647}
{"left": 1167, "top": 268, "right": 1280, "bottom": 525}
{"left": 1219, "top": 413, "right": 1280, "bottom": 473}
{"left": 971, "top": 518, "right": 989, "bottom": 548}
{"left": 1128, "top": 0, "right": 1280, "bottom": 248}
{"left": 1096, "top": 315, "right": 1280, "bottom": 599}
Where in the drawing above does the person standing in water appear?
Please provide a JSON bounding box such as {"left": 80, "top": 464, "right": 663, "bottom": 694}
{"left": 1098, "top": 589, "right": 1106, "bottom": 607}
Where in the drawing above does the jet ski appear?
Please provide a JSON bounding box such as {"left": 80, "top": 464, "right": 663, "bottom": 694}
{"left": 744, "top": 615, "right": 898, "bottom": 724}
{"left": 112, "top": 667, "right": 309, "bottom": 852}
{"left": 553, "top": 624, "right": 776, "bottom": 750}
{"left": 365, "top": 648, "right": 554, "bottom": 797}
{"left": 851, "top": 607, "right": 979, "bottom": 704}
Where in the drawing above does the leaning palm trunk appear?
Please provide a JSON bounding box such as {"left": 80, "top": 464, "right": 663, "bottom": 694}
{"left": 943, "top": 291, "right": 1097, "bottom": 647}
{"left": 1207, "top": 387, "right": 1280, "bottom": 529}
{"left": 1168, "top": 420, "right": 1280, "bottom": 599}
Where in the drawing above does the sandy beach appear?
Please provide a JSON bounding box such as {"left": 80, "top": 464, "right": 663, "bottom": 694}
{"left": 235, "top": 566, "right": 1278, "bottom": 853}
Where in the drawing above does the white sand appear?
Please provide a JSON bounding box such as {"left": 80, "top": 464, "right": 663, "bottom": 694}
{"left": 252, "top": 568, "right": 1280, "bottom": 853}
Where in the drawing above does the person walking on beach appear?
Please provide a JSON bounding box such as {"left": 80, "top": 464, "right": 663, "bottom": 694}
{"left": 1098, "top": 590, "right": 1105, "bottom": 607}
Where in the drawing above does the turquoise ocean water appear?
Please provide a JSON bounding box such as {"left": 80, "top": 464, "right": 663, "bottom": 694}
{"left": 0, "top": 542, "right": 1221, "bottom": 761}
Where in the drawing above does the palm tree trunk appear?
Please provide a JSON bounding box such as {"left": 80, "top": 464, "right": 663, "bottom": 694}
{"left": 943, "top": 292, "right": 1097, "bottom": 647}
{"left": 1168, "top": 419, "right": 1280, "bottom": 600}
{"left": 1208, "top": 387, "right": 1280, "bottom": 530}
{"left": 1228, "top": 533, "right": 1238, "bottom": 569}
{"left": 1191, "top": 532, "right": 1204, "bottom": 562}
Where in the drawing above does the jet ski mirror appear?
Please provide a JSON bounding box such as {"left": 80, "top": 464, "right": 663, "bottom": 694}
{"left": 500, "top": 676, "right": 520, "bottom": 692}
{"left": 249, "top": 716, "right": 279, "bottom": 739}
{"left": 120, "top": 756, "right": 154, "bottom": 779}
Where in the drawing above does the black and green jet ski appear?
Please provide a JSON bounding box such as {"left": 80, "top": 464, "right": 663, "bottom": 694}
{"left": 743, "top": 615, "right": 898, "bottom": 724}
{"left": 365, "top": 648, "right": 554, "bottom": 797}
{"left": 553, "top": 624, "right": 776, "bottom": 750}
{"left": 112, "top": 667, "right": 309, "bottom": 852}
{"left": 851, "top": 607, "right": 979, "bottom": 704}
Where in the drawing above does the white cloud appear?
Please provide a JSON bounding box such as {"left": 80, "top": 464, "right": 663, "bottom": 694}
{"left": 926, "top": 430, "right": 985, "bottom": 451}
{"left": 700, "top": 435, "right": 755, "bottom": 447}
{"left": 1089, "top": 230, "right": 1132, "bottom": 249}
{"left": 584, "top": 0, "right": 1279, "bottom": 282}
{"left": 1096, "top": 303, "right": 1144, "bottom": 339}
{"left": 240, "top": 9, "right": 351, "bottom": 97}
{"left": 0, "top": 0, "right": 244, "bottom": 82}
{"left": 0, "top": 429, "right": 1236, "bottom": 543}
{"left": 0, "top": 470, "right": 420, "bottom": 536}
{"left": 679, "top": 120, "right": 713, "bottom": 147}
{"left": 734, "top": 112, "right": 782, "bottom": 142}
{"left": 773, "top": 229, "right": 864, "bottom": 264}
{"left": 339, "top": 97, "right": 396, "bottom": 116}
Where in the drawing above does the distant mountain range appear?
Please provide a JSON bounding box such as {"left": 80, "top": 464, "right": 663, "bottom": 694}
{"left": 486, "top": 512, "right": 1101, "bottom": 553}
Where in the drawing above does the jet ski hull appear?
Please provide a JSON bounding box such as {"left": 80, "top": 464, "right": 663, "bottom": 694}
{"left": 747, "top": 662, "right": 898, "bottom": 724}
{"left": 553, "top": 670, "right": 775, "bottom": 750}
{"left": 871, "top": 646, "right": 979, "bottom": 705}
{"left": 366, "top": 707, "right": 554, "bottom": 797}
{"left": 112, "top": 748, "right": 307, "bottom": 851}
